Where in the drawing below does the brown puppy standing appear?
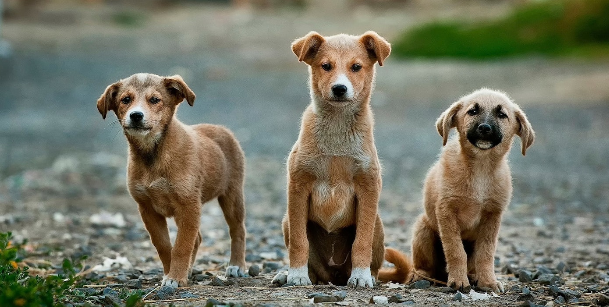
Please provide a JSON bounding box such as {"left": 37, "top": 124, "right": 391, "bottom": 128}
{"left": 380, "top": 89, "right": 534, "bottom": 293}
{"left": 96, "top": 73, "right": 247, "bottom": 288}
{"left": 271, "top": 31, "right": 391, "bottom": 288}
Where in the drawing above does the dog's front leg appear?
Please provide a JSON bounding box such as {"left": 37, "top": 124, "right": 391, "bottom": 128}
{"left": 436, "top": 203, "right": 471, "bottom": 292}
{"left": 348, "top": 173, "right": 380, "bottom": 288}
{"left": 138, "top": 204, "right": 173, "bottom": 279}
{"left": 473, "top": 212, "right": 504, "bottom": 293}
{"left": 285, "top": 176, "right": 312, "bottom": 286}
{"left": 163, "top": 205, "right": 201, "bottom": 288}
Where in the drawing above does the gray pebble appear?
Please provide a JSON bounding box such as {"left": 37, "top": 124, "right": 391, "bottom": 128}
{"left": 596, "top": 294, "right": 609, "bottom": 306}
{"left": 554, "top": 296, "right": 566, "bottom": 304}
{"left": 210, "top": 276, "right": 225, "bottom": 286}
{"left": 413, "top": 280, "right": 431, "bottom": 289}
{"left": 597, "top": 263, "right": 608, "bottom": 270}
{"left": 556, "top": 262, "right": 568, "bottom": 273}
{"left": 388, "top": 294, "right": 403, "bottom": 303}
{"left": 248, "top": 264, "right": 261, "bottom": 277}
{"left": 560, "top": 289, "right": 581, "bottom": 298}
{"left": 155, "top": 286, "right": 176, "bottom": 300}
{"left": 370, "top": 296, "right": 388, "bottom": 304}
{"left": 306, "top": 292, "right": 325, "bottom": 299}
{"left": 263, "top": 262, "right": 280, "bottom": 271}
{"left": 126, "top": 279, "right": 142, "bottom": 289}
{"left": 179, "top": 291, "right": 199, "bottom": 299}
{"left": 522, "top": 287, "right": 531, "bottom": 295}
{"left": 102, "top": 287, "right": 119, "bottom": 298}
{"left": 554, "top": 246, "right": 566, "bottom": 253}
{"left": 192, "top": 274, "right": 209, "bottom": 282}
{"left": 115, "top": 274, "right": 128, "bottom": 283}
{"left": 453, "top": 292, "right": 463, "bottom": 302}
{"left": 331, "top": 290, "right": 347, "bottom": 301}
{"left": 537, "top": 274, "right": 560, "bottom": 285}
{"left": 312, "top": 294, "right": 338, "bottom": 303}
{"left": 402, "top": 300, "right": 415, "bottom": 306}
{"left": 191, "top": 268, "right": 203, "bottom": 275}
{"left": 518, "top": 270, "right": 533, "bottom": 282}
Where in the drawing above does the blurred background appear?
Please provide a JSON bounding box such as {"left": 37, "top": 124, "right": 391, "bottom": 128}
{"left": 0, "top": 0, "right": 608, "bottom": 270}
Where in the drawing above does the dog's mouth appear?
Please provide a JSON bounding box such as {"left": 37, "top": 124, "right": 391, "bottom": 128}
{"left": 125, "top": 126, "right": 153, "bottom": 135}
{"left": 326, "top": 98, "right": 354, "bottom": 105}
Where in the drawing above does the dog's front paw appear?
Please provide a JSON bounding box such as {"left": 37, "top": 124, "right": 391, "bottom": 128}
{"left": 477, "top": 280, "right": 504, "bottom": 293}
{"left": 286, "top": 266, "right": 312, "bottom": 286}
{"left": 162, "top": 275, "right": 187, "bottom": 288}
{"left": 447, "top": 274, "right": 471, "bottom": 293}
{"left": 347, "top": 267, "right": 375, "bottom": 288}
{"left": 225, "top": 265, "right": 245, "bottom": 277}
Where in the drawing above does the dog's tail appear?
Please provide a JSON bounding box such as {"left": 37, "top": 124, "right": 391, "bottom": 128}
{"left": 377, "top": 247, "right": 414, "bottom": 284}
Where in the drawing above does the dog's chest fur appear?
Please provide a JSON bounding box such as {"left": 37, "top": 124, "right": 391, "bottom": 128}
{"left": 298, "top": 107, "right": 375, "bottom": 232}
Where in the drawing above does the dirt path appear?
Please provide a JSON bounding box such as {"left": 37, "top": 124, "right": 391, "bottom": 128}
{"left": 1, "top": 2, "right": 609, "bottom": 306}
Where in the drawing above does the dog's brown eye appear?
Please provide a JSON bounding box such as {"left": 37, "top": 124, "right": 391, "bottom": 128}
{"left": 121, "top": 96, "right": 131, "bottom": 104}
{"left": 467, "top": 109, "right": 478, "bottom": 116}
{"left": 351, "top": 63, "right": 362, "bottom": 72}
{"left": 321, "top": 63, "right": 332, "bottom": 71}
{"left": 149, "top": 97, "right": 160, "bottom": 104}
{"left": 497, "top": 111, "right": 507, "bottom": 119}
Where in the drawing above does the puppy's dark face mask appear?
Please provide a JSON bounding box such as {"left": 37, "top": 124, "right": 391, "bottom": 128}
{"left": 464, "top": 103, "right": 505, "bottom": 150}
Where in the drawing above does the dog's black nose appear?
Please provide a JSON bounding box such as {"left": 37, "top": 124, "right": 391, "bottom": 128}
{"left": 478, "top": 123, "right": 492, "bottom": 134}
{"left": 332, "top": 84, "right": 348, "bottom": 97}
{"left": 130, "top": 111, "right": 144, "bottom": 122}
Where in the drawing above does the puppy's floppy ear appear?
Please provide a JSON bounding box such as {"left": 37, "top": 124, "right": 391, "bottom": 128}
{"left": 514, "top": 107, "right": 535, "bottom": 156}
{"left": 360, "top": 31, "right": 391, "bottom": 66}
{"left": 97, "top": 82, "right": 121, "bottom": 120}
{"left": 164, "top": 75, "right": 196, "bottom": 106}
{"left": 292, "top": 31, "right": 325, "bottom": 64}
{"left": 436, "top": 101, "right": 462, "bottom": 146}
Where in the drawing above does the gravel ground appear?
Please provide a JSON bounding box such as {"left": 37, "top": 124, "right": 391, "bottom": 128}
{"left": 1, "top": 2, "right": 609, "bottom": 306}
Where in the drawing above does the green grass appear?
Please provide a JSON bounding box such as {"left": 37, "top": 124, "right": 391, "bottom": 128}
{"left": 0, "top": 232, "right": 144, "bottom": 307}
{"left": 393, "top": 0, "right": 609, "bottom": 59}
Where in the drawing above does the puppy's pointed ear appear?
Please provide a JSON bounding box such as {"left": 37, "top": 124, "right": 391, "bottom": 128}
{"left": 360, "top": 31, "right": 391, "bottom": 66}
{"left": 97, "top": 82, "right": 121, "bottom": 120}
{"left": 292, "top": 31, "right": 325, "bottom": 64}
{"left": 436, "top": 101, "right": 462, "bottom": 146}
{"left": 514, "top": 107, "right": 535, "bottom": 156}
{"left": 164, "top": 75, "right": 196, "bottom": 106}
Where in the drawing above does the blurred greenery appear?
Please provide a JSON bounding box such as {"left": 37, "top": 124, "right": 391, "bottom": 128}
{"left": 112, "top": 11, "right": 146, "bottom": 27}
{"left": 393, "top": 0, "right": 609, "bottom": 59}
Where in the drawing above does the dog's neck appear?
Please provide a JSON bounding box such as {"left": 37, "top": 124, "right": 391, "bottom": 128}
{"left": 126, "top": 116, "right": 183, "bottom": 167}
{"left": 310, "top": 96, "right": 373, "bottom": 158}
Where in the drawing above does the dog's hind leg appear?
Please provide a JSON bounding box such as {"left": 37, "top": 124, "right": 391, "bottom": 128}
{"left": 218, "top": 188, "right": 247, "bottom": 277}
{"left": 412, "top": 214, "right": 445, "bottom": 283}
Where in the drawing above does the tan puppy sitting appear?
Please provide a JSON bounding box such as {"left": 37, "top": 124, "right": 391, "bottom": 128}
{"left": 96, "top": 73, "right": 247, "bottom": 288}
{"left": 272, "top": 31, "right": 391, "bottom": 288}
{"left": 382, "top": 88, "right": 535, "bottom": 292}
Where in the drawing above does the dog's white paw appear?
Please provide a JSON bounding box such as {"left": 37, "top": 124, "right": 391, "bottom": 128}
{"left": 161, "top": 277, "right": 179, "bottom": 289}
{"left": 286, "top": 266, "right": 312, "bottom": 286}
{"left": 347, "top": 267, "right": 375, "bottom": 288}
{"left": 225, "top": 265, "right": 245, "bottom": 277}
